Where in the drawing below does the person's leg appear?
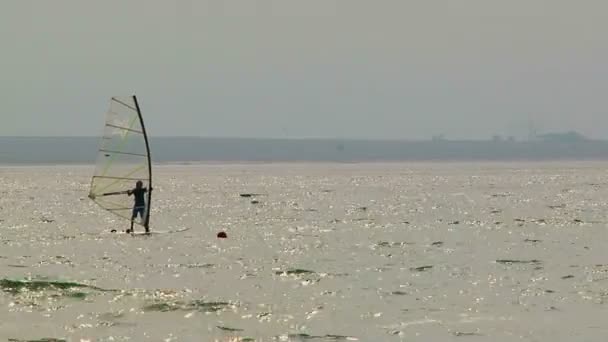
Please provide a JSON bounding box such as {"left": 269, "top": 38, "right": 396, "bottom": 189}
{"left": 128, "top": 207, "right": 136, "bottom": 233}
{"left": 141, "top": 207, "right": 150, "bottom": 233}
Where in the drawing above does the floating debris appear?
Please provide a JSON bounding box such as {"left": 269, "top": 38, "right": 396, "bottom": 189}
{"left": 182, "top": 263, "right": 215, "bottom": 269}
{"left": 286, "top": 333, "right": 355, "bottom": 341}
{"left": 411, "top": 266, "right": 433, "bottom": 272}
{"left": 453, "top": 331, "right": 482, "bottom": 337}
{"left": 431, "top": 241, "right": 443, "bottom": 247}
{"left": 275, "top": 269, "right": 316, "bottom": 276}
{"left": 561, "top": 275, "right": 575, "bottom": 280}
{"left": 143, "top": 300, "right": 233, "bottom": 313}
{"left": 376, "top": 241, "right": 413, "bottom": 248}
{"left": 496, "top": 260, "right": 541, "bottom": 265}
{"left": 239, "top": 193, "right": 266, "bottom": 198}
{"left": 217, "top": 326, "right": 244, "bottom": 332}
{"left": 524, "top": 239, "right": 542, "bottom": 243}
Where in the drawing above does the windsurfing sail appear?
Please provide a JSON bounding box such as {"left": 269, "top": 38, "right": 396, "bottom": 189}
{"left": 88, "top": 96, "right": 153, "bottom": 229}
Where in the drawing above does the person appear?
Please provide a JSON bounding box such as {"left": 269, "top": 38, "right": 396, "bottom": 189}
{"left": 126, "top": 180, "right": 152, "bottom": 233}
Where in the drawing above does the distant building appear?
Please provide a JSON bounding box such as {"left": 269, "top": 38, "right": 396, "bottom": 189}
{"left": 537, "top": 131, "right": 588, "bottom": 143}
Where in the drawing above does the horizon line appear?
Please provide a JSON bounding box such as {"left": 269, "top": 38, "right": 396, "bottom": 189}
{"left": 0, "top": 136, "right": 606, "bottom": 143}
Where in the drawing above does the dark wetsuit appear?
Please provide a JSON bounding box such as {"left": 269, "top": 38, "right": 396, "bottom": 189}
{"left": 129, "top": 188, "right": 148, "bottom": 219}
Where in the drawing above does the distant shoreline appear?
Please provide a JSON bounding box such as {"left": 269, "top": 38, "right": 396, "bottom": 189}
{"left": 2, "top": 160, "right": 608, "bottom": 169}
{"left": 2, "top": 136, "right": 608, "bottom": 164}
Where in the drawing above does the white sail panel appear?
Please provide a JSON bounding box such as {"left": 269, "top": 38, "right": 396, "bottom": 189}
{"left": 89, "top": 96, "right": 152, "bottom": 227}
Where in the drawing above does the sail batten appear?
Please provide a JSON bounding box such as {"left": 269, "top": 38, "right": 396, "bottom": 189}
{"left": 105, "top": 123, "right": 145, "bottom": 134}
{"left": 93, "top": 175, "right": 145, "bottom": 181}
{"left": 89, "top": 96, "right": 152, "bottom": 229}
{"left": 99, "top": 149, "right": 148, "bottom": 157}
{"left": 112, "top": 97, "right": 138, "bottom": 111}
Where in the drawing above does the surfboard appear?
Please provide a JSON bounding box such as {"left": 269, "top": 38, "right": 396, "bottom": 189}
{"left": 109, "top": 227, "right": 191, "bottom": 236}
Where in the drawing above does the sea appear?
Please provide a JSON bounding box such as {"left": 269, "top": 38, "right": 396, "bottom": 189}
{"left": 2, "top": 137, "right": 608, "bottom": 164}
{"left": 1, "top": 138, "right": 608, "bottom": 341}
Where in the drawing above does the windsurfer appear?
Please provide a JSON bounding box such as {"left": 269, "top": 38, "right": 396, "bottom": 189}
{"left": 126, "top": 180, "right": 152, "bottom": 233}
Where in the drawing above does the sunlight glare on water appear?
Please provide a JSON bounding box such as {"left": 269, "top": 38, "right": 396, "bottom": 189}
{"left": 0, "top": 162, "right": 608, "bottom": 341}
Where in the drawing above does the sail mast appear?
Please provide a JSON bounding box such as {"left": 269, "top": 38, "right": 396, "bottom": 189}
{"left": 133, "top": 95, "right": 152, "bottom": 230}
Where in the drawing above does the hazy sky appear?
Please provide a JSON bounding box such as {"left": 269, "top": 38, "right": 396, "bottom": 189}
{"left": 2, "top": 0, "right": 607, "bottom": 140}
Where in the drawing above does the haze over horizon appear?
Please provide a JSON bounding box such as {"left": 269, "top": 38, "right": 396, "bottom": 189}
{"left": 2, "top": 0, "right": 607, "bottom": 140}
